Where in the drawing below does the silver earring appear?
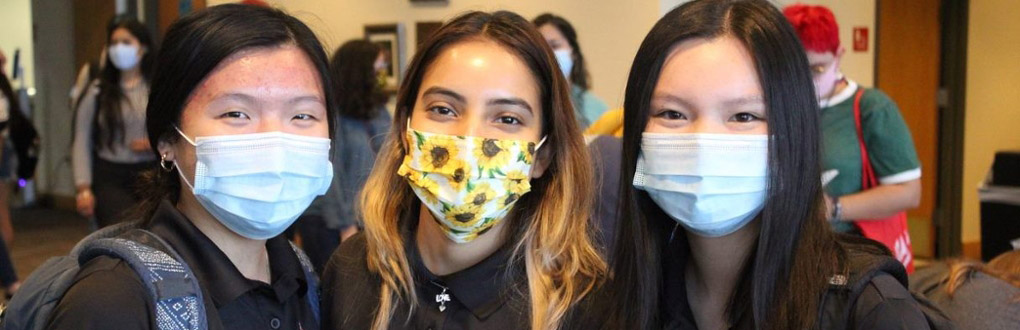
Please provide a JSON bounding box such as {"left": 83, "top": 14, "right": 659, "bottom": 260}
{"left": 160, "top": 153, "right": 174, "bottom": 172}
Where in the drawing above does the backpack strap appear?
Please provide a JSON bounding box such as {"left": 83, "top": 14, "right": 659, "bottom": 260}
{"left": 78, "top": 229, "right": 208, "bottom": 330}
{"left": 288, "top": 241, "right": 321, "bottom": 323}
{"left": 818, "top": 243, "right": 909, "bottom": 330}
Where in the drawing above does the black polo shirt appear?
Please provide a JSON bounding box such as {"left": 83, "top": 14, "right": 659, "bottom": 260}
{"left": 47, "top": 200, "right": 319, "bottom": 330}
{"left": 321, "top": 214, "right": 530, "bottom": 330}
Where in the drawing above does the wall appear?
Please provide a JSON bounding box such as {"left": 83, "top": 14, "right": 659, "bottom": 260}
{"left": 660, "top": 0, "right": 876, "bottom": 86}
{"left": 961, "top": 0, "right": 1020, "bottom": 244}
{"left": 210, "top": 0, "right": 661, "bottom": 109}
{"left": 0, "top": 0, "right": 36, "bottom": 89}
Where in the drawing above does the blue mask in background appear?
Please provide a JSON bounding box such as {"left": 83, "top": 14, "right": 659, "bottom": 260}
{"left": 175, "top": 129, "right": 333, "bottom": 240}
{"left": 633, "top": 132, "right": 768, "bottom": 237}
{"left": 554, "top": 49, "right": 574, "bottom": 80}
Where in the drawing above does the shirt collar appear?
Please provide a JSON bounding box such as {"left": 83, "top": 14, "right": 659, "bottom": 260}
{"left": 148, "top": 200, "right": 308, "bottom": 308}
{"left": 402, "top": 210, "right": 519, "bottom": 320}
{"left": 820, "top": 78, "right": 860, "bottom": 109}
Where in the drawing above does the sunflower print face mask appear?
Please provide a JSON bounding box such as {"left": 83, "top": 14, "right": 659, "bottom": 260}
{"left": 398, "top": 125, "right": 545, "bottom": 243}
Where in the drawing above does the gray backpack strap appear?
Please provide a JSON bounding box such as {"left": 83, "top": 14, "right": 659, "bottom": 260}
{"left": 288, "top": 242, "right": 320, "bottom": 322}
{"left": 78, "top": 230, "right": 208, "bottom": 330}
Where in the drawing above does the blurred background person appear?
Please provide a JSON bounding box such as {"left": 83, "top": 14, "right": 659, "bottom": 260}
{"left": 296, "top": 39, "right": 391, "bottom": 273}
{"left": 534, "top": 13, "right": 608, "bottom": 130}
{"left": 71, "top": 17, "right": 156, "bottom": 228}
{"left": 911, "top": 250, "right": 1020, "bottom": 330}
{"left": 0, "top": 47, "right": 20, "bottom": 300}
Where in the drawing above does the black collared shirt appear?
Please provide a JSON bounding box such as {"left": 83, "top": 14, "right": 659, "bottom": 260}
{"left": 48, "top": 200, "right": 319, "bottom": 330}
{"left": 322, "top": 227, "right": 528, "bottom": 330}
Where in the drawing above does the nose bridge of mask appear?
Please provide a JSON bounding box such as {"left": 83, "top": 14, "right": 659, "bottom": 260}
{"left": 404, "top": 119, "right": 547, "bottom": 154}
{"left": 638, "top": 133, "right": 768, "bottom": 177}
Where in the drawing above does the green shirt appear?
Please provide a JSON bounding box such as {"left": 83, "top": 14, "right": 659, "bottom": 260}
{"left": 571, "top": 84, "right": 609, "bottom": 129}
{"left": 821, "top": 81, "right": 921, "bottom": 232}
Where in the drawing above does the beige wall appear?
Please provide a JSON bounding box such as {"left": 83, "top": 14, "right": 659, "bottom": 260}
{"left": 0, "top": 0, "right": 36, "bottom": 89}
{"left": 961, "top": 0, "right": 1020, "bottom": 243}
{"left": 209, "top": 0, "right": 661, "bottom": 109}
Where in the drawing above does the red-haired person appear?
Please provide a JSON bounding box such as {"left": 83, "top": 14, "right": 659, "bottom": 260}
{"left": 783, "top": 5, "right": 921, "bottom": 235}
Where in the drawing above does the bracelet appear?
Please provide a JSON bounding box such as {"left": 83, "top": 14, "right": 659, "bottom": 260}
{"left": 829, "top": 196, "right": 843, "bottom": 222}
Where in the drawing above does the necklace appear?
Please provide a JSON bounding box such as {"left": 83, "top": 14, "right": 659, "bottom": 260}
{"left": 430, "top": 280, "right": 451, "bottom": 312}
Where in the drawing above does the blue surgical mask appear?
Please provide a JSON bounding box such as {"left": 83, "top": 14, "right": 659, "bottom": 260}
{"left": 175, "top": 128, "right": 333, "bottom": 240}
{"left": 633, "top": 132, "right": 768, "bottom": 237}
{"left": 108, "top": 43, "right": 140, "bottom": 71}
{"left": 554, "top": 49, "right": 573, "bottom": 80}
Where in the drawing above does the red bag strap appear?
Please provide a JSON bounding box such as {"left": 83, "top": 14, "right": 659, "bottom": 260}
{"left": 852, "top": 88, "right": 879, "bottom": 189}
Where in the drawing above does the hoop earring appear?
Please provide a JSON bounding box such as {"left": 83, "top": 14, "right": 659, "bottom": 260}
{"left": 160, "top": 153, "right": 175, "bottom": 172}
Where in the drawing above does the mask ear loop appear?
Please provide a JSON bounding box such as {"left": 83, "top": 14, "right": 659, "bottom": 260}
{"left": 174, "top": 126, "right": 197, "bottom": 146}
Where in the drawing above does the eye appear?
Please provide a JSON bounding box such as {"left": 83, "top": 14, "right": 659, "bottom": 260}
{"left": 654, "top": 110, "right": 687, "bottom": 120}
{"left": 293, "top": 113, "right": 318, "bottom": 121}
{"left": 497, "top": 115, "right": 522, "bottom": 126}
{"left": 427, "top": 105, "right": 456, "bottom": 117}
{"left": 219, "top": 111, "right": 250, "bottom": 119}
{"left": 731, "top": 112, "right": 763, "bottom": 123}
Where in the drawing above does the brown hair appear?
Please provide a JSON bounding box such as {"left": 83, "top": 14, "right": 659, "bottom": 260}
{"left": 945, "top": 250, "right": 1020, "bottom": 299}
{"left": 358, "top": 10, "right": 605, "bottom": 330}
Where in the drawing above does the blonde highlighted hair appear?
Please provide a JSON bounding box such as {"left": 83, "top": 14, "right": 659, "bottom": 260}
{"left": 944, "top": 250, "right": 1020, "bottom": 300}
{"left": 358, "top": 10, "right": 605, "bottom": 330}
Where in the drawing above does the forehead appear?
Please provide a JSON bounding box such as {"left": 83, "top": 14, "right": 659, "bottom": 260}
{"left": 538, "top": 24, "right": 565, "bottom": 40}
{"left": 655, "top": 36, "right": 761, "bottom": 101}
{"left": 421, "top": 39, "right": 539, "bottom": 96}
{"left": 188, "top": 44, "right": 324, "bottom": 102}
{"left": 805, "top": 50, "right": 837, "bottom": 64}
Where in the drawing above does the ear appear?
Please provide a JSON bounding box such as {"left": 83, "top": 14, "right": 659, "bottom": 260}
{"left": 529, "top": 140, "right": 552, "bottom": 179}
{"left": 157, "top": 138, "right": 175, "bottom": 162}
{"left": 834, "top": 47, "right": 846, "bottom": 63}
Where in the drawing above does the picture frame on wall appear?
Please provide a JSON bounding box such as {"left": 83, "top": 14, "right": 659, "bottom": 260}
{"left": 364, "top": 23, "right": 405, "bottom": 89}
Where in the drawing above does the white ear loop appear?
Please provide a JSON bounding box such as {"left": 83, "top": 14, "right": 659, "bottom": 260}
{"left": 174, "top": 126, "right": 197, "bottom": 146}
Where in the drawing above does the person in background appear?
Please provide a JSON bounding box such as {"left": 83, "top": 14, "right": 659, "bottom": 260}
{"left": 71, "top": 17, "right": 157, "bottom": 227}
{"left": 0, "top": 48, "right": 20, "bottom": 300}
{"left": 911, "top": 250, "right": 1020, "bottom": 330}
{"left": 48, "top": 5, "right": 333, "bottom": 329}
{"left": 533, "top": 13, "right": 609, "bottom": 129}
{"left": 322, "top": 11, "right": 605, "bottom": 330}
{"left": 601, "top": 1, "right": 930, "bottom": 328}
{"left": 296, "top": 39, "right": 391, "bottom": 273}
{"left": 783, "top": 4, "right": 921, "bottom": 233}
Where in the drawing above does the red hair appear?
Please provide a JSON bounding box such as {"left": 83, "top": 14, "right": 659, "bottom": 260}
{"left": 783, "top": 4, "right": 840, "bottom": 54}
{"left": 239, "top": 0, "right": 270, "bottom": 7}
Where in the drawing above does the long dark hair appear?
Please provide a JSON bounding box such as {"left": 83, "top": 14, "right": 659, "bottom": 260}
{"left": 606, "top": 0, "right": 841, "bottom": 328}
{"left": 330, "top": 39, "right": 387, "bottom": 119}
{"left": 357, "top": 10, "right": 603, "bottom": 330}
{"left": 141, "top": 4, "right": 336, "bottom": 216}
{"left": 532, "top": 13, "right": 590, "bottom": 90}
{"left": 94, "top": 16, "right": 154, "bottom": 150}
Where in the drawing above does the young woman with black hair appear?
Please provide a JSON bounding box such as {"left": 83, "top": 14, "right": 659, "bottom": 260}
{"left": 321, "top": 10, "right": 605, "bottom": 330}
{"left": 71, "top": 17, "right": 156, "bottom": 227}
{"left": 602, "top": 1, "right": 932, "bottom": 329}
{"left": 49, "top": 5, "right": 334, "bottom": 329}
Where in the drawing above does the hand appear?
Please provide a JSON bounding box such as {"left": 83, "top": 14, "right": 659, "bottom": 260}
{"left": 76, "top": 189, "right": 95, "bottom": 218}
{"left": 130, "top": 138, "right": 151, "bottom": 152}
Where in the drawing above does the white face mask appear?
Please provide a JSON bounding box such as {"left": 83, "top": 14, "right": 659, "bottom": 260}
{"left": 553, "top": 49, "right": 573, "bottom": 80}
{"left": 175, "top": 128, "right": 333, "bottom": 240}
{"left": 108, "top": 43, "right": 141, "bottom": 71}
{"left": 633, "top": 132, "right": 769, "bottom": 237}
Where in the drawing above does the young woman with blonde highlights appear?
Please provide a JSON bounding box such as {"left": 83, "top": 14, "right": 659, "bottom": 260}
{"left": 321, "top": 10, "right": 605, "bottom": 330}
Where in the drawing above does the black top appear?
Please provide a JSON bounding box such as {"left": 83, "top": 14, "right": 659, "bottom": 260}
{"left": 47, "top": 200, "right": 319, "bottom": 330}
{"left": 659, "top": 232, "right": 930, "bottom": 330}
{"left": 321, "top": 230, "right": 530, "bottom": 330}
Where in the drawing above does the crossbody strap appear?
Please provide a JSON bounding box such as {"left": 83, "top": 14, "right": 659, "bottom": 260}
{"left": 851, "top": 88, "right": 879, "bottom": 190}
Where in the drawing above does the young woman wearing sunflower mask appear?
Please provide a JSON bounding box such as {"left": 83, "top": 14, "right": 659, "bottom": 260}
{"left": 321, "top": 10, "right": 606, "bottom": 330}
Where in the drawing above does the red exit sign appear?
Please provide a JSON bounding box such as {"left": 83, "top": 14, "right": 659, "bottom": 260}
{"left": 853, "top": 27, "right": 869, "bottom": 52}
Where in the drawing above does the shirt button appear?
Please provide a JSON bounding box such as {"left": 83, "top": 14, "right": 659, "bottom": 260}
{"left": 270, "top": 317, "right": 281, "bottom": 329}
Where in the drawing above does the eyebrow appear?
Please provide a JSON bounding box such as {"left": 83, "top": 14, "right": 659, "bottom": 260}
{"left": 652, "top": 92, "right": 763, "bottom": 107}
{"left": 488, "top": 97, "right": 534, "bottom": 115}
{"left": 422, "top": 86, "right": 467, "bottom": 104}
{"left": 210, "top": 92, "right": 323, "bottom": 105}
